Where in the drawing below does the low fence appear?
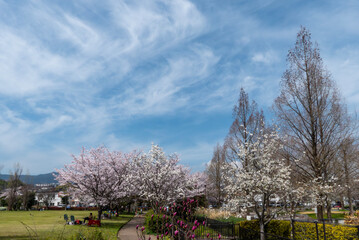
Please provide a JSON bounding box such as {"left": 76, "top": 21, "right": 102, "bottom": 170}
{"left": 192, "top": 217, "right": 359, "bottom": 240}
{"left": 149, "top": 214, "right": 359, "bottom": 240}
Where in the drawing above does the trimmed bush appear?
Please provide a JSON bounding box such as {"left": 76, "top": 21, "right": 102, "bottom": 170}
{"left": 238, "top": 220, "right": 291, "bottom": 239}
{"left": 267, "top": 220, "right": 291, "bottom": 239}
{"left": 294, "top": 222, "right": 359, "bottom": 240}
{"left": 237, "top": 220, "right": 359, "bottom": 240}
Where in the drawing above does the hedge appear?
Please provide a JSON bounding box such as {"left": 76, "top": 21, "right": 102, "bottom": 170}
{"left": 238, "top": 220, "right": 359, "bottom": 240}
{"left": 294, "top": 221, "right": 358, "bottom": 240}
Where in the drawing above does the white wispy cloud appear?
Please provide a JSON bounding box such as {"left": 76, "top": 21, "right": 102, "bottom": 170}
{"left": 0, "top": 0, "right": 358, "bottom": 174}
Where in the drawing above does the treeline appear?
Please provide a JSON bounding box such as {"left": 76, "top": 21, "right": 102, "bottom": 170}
{"left": 206, "top": 27, "right": 359, "bottom": 221}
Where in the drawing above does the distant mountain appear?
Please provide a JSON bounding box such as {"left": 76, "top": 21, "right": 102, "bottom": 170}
{"left": 0, "top": 172, "right": 58, "bottom": 185}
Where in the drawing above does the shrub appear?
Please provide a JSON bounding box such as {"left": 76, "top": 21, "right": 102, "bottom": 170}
{"left": 345, "top": 211, "right": 359, "bottom": 225}
{"left": 145, "top": 209, "right": 170, "bottom": 235}
{"left": 237, "top": 220, "right": 291, "bottom": 239}
{"left": 238, "top": 220, "right": 359, "bottom": 240}
{"left": 267, "top": 220, "right": 291, "bottom": 239}
{"left": 69, "top": 228, "right": 104, "bottom": 240}
{"left": 294, "top": 222, "right": 358, "bottom": 240}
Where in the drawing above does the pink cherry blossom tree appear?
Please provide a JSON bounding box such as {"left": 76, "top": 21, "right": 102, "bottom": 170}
{"left": 55, "top": 146, "right": 133, "bottom": 221}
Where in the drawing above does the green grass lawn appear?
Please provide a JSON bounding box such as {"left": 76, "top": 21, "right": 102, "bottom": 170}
{"left": 306, "top": 213, "right": 346, "bottom": 219}
{"left": 0, "top": 210, "right": 133, "bottom": 240}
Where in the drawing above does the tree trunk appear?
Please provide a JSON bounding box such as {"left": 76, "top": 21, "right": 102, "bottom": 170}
{"left": 260, "top": 221, "right": 266, "bottom": 240}
{"left": 98, "top": 208, "right": 102, "bottom": 222}
{"left": 326, "top": 202, "right": 332, "bottom": 222}
{"left": 316, "top": 205, "right": 324, "bottom": 220}
{"left": 343, "top": 149, "right": 354, "bottom": 215}
{"left": 348, "top": 191, "right": 354, "bottom": 215}
{"left": 290, "top": 218, "right": 295, "bottom": 239}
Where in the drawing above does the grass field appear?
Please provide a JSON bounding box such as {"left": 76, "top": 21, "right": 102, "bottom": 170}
{"left": 299, "top": 210, "right": 347, "bottom": 220}
{"left": 0, "top": 210, "right": 134, "bottom": 240}
{"left": 306, "top": 213, "right": 346, "bottom": 219}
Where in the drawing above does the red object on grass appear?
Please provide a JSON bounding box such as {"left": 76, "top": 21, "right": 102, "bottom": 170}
{"left": 88, "top": 220, "right": 101, "bottom": 227}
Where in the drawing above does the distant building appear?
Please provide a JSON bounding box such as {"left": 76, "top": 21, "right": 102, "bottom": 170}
{"left": 35, "top": 190, "right": 62, "bottom": 207}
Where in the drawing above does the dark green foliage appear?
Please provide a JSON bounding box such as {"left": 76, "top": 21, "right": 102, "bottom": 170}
{"left": 61, "top": 196, "right": 69, "bottom": 205}
{"left": 26, "top": 192, "right": 36, "bottom": 210}
{"left": 0, "top": 179, "right": 7, "bottom": 190}
{"left": 0, "top": 197, "right": 7, "bottom": 207}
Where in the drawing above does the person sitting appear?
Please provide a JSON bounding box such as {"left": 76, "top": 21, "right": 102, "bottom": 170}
{"left": 83, "top": 213, "right": 93, "bottom": 224}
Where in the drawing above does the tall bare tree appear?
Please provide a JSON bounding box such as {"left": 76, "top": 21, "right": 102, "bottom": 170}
{"left": 337, "top": 136, "right": 359, "bottom": 215}
{"left": 205, "top": 143, "right": 227, "bottom": 207}
{"left": 225, "top": 87, "right": 265, "bottom": 168}
{"left": 274, "top": 27, "right": 345, "bottom": 220}
{"left": 7, "top": 163, "right": 23, "bottom": 210}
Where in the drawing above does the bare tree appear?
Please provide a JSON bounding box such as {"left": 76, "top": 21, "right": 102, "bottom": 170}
{"left": 225, "top": 87, "right": 265, "bottom": 168}
{"left": 7, "top": 163, "right": 23, "bottom": 211}
{"left": 205, "top": 143, "right": 227, "bottom": 207}
{"left": 21, "top": 172, "right": 33, "bottom": 210}
{"left": 337, "top": 137, "right": 359, "bottom": 215}
{"left": 274, "top": 27, "right": 346, "bottom": 220}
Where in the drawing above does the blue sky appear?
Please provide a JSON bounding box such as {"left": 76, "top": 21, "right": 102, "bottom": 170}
{"left": 0, "top": 0, "right": 358, "bottom": 174}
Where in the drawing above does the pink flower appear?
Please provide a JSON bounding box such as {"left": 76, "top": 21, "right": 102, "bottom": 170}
{"left": 194, "top": 220, "right": 198, "bottom": 225}
{"left": 218, "top": 234, "right": 221, "bottom": 239}
{"left": 203, "top": 221, "right": 206, "bottom": 225}
{"left": 206, "top": 233, "right": 210, "bottom": 238}
{"left": 136, "top": 225, "right": 139, "bottom": 229}
{"left": 173, "top": 212, "right": 177, "bottom": 216}
{"left": 191, "top": 234, "right": 195, "bottom": 239}
{"left": 141, "top": 226, "right": 145, "bottom": 231}
{"left": 165, "top": 231, "right": 168, "bottom": 235}
{"left": 151, "top": 215, "right": 154, "bottom": 219}
{"left": 175, "top": 230, "right": 179, "bottom": 236}
{"left": 192, "top": 226, "right": 197, "bottom": 231}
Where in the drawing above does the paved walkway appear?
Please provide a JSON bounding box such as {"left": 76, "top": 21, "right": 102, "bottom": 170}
{"left": 118, "top": 215, "right": 156, "bottom": 240}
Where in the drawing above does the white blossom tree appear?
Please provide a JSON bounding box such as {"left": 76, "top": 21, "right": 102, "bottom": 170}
{"left": 223, "top": 130, "right": 291, "bottom": 240}
{"left": 128, "top": 144, "right": 197, "bottom": 213}
{"left": 55, "top": 146, "right": 133, "bottom": 221}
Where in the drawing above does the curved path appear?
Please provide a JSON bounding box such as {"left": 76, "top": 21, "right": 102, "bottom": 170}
{"left": 118, "top": 214, "right": 156, "bottom": 240}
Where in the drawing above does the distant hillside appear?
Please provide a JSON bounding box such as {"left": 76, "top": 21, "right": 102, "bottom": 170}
{"left": 0, "top": 172, "right": 57, "bottom": 185}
